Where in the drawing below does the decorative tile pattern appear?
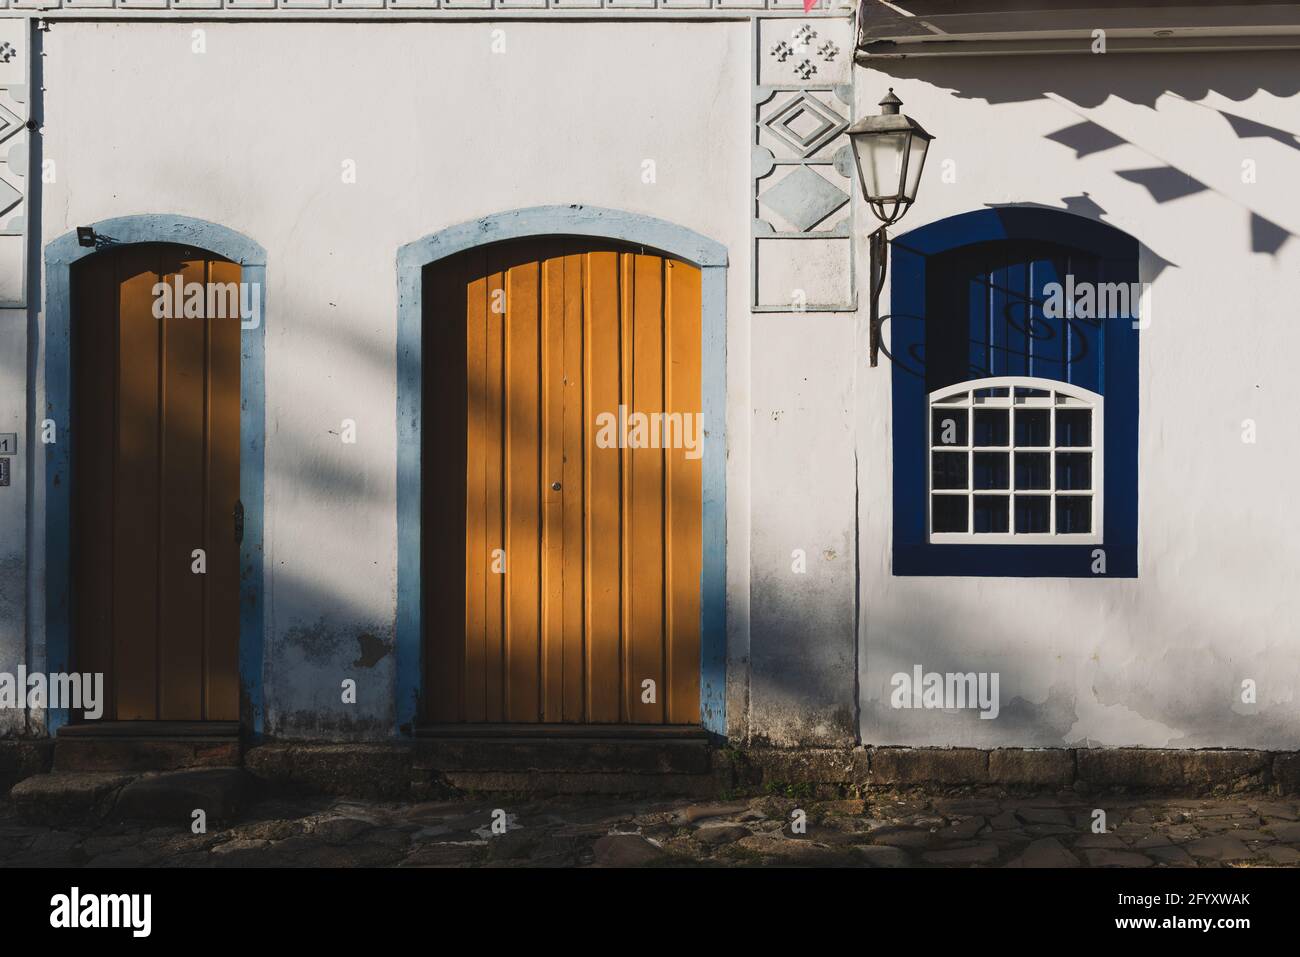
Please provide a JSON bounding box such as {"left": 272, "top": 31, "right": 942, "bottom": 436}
{"left": 0, "top": 16, "right": 26, "bottom": 307}
{"left": 759, "top": 165, "right": 848, "bottom": 232}
{"left": 752, "top": 15, "right": 855, "bottom": 312}
{"left": 761, "top": 90, "right": 847, "bottom": 157}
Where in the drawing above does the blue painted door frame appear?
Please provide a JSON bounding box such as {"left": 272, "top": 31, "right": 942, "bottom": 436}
{"left": 43, "top": 215, "right": 267, "bottom": 734}
{"left": 394, "top": 205, "right": 729, "bottom": 735}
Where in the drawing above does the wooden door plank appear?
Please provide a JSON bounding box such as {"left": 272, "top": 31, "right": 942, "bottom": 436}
{"left": 664, "top": 260, "right": 703, "bottom": 725}
{"left": 424, "top": 254, "right": 468, "bottom": 723}
{"left": 206, "top": 258, "right": 242, "bottom": 721}
{"left": 560, "top": 250, "right": 586, "bottom": 722}
{"left": 484, "top": 251, "right": 507, "bottom": 722}
{"left": 113, "top": 246, "right": 164, "bottom": 720}
{"left": 503, "top": 253, "right": 541, "bottom": 722}
{"left": 584, "top": 251, "right": 623, "bottom": 723}
{"left": 463, "top": 251, "right": 490, "bottom": 722}
{"left": 158, "top": 253, "right": 208, "bottom": 720}
{"left": 540, "top": 247, "right": 566, "bottom": 721}
{"left": 72, "top": 254, "right": 119, "bottom": 721}
{"left": 626, "top": 253, "right": 666, "bottom": 724}
{"left": 618, "top": 253, "right": 635, "bottom": 722}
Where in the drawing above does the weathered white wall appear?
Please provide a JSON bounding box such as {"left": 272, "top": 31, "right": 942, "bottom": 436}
{"left": 856, "top": 51, "right": 1300, "bottom": 749}
{"left": 0, "top": 304, "right": 25, "bottom": 736}
{"left": 25, "top": 20, "right": 1299, "bottom": 751}
{"left": 37, "top": 19, "right": 754, "bottom": 739}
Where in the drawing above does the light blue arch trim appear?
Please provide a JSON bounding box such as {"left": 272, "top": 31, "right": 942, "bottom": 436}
{"left": 396, "top": 204, "right": 729, "bottom": 272}
{"left": 395, "top": 205, "right": 728, "bottom": 735}
{"left": 44, "top": 215, "right": 268, "bottom": 734}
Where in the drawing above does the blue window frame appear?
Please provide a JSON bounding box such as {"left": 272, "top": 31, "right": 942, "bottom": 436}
{"left": 888, "top": 208, "right": 1139, "bottom": 577}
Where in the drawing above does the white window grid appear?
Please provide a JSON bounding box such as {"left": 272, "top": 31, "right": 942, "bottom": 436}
{"left": 927, "top": 375, "right": 1104, "bottom": 545}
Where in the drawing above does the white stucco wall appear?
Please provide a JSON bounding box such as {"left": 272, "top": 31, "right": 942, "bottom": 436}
{"left": 13, "top": 17, "right": 1298, "bottom": 751}
{"left": 35, "top": 19, "right": 753, "bottom": 739}
{"left": 856, "top": 50, "right": 1300, "bottom": 749}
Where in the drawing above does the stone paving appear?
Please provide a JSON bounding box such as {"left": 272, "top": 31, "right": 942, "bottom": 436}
{"left": 2, "top": 788, "right": 1299, "bottom": 867}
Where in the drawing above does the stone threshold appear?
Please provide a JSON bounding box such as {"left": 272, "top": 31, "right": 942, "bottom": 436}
{"left": 5, "top": 739, "right": 1299, "bottom": 800}
{"left": 739, "top": 746, "right": 1299, "bottom": 795}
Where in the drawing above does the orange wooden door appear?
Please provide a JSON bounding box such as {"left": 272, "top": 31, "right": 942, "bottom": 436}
{"left": 71, "top": 243, "right": 241, "bottom": 722}
{"left": 423, "top": 239, "right": 702, "bottom": 724}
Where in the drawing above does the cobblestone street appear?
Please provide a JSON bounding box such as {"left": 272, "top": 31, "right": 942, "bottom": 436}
{"left": 4, "top": 789, "right": 1298, "bottom": 868}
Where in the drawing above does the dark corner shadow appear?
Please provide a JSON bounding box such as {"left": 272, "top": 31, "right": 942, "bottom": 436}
{"left": 981, "top": 195, "right": 1180, "bottom": 282}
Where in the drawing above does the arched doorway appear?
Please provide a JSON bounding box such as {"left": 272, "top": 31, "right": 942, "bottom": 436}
{"left": 45, "top": 216, "right": 268, "bottom": 733}
{"left": 395, "top": 206, "right": 729, "bottom": 734}
{"left": 424, "top": 238, "right": 702, "bottom": 725}
{"left": 69, "top": 243, "right": 242, "bottom": 722}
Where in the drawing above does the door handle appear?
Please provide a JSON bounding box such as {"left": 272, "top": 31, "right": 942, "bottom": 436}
{"left": 234, "top": 499, "right": 244, "bottom": 546}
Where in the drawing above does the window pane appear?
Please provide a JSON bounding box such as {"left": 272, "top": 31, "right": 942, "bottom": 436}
{"left": 1056, "top": 495, "right": 1092, "bottom": 533}
{"left": 1015, "top": 496, "right": 1050, "bottom": 533}
{"left": 1015, "top": 452, "right": 1050, "bottom": 489}
{"left": 1015, "top": 409, "right": 1050, "bottom": 447}
{"left": 1056, "top": 409, "right": 1092, "bottom": 447}
{"left": 1014, "top": 387, "right": 1050, "bottom": 399}
{"left": 973, "top": 387, "right": 1009, "bottom": 400}
{"left": 1056, "top": 452, "right": 1092, "bottom": 490}
{"left": 931, "top": 451, "right": 967, "bottom": 490}
{"left": 931, "top": 408, "right": 968, "bottom": 447}
{"left": 932, "top": 495, "right": 968, "bottom": 533}
{"left": 973, "top": 452, "right": 1009, "bottom": 490}
{"left": 974, "top": 495, "right": 1009, "bottom": 533}
{"left": 973, "top": 410, "right": 1009, "bottom": 447}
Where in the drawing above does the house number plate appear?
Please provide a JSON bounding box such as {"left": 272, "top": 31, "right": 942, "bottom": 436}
{"left": 0, "top": 457, "right": 8, "bottom": 487}
{"left": 0, "top": 433, "right": 15, "bottom": 456}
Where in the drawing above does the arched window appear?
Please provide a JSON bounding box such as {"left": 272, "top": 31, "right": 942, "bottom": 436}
{"left": 929, "top": 377, "right": 1102, "bottom": 544}
{"left": 889, "top": 209, "right": 1138, "bottom": 577}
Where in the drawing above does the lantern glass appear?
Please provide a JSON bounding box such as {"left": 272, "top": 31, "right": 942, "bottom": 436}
{"left": 854, "top": 130, "right": 909, "bottom": 202}
{"left": 902, "top": 132, "right": 931, "bottom": 203}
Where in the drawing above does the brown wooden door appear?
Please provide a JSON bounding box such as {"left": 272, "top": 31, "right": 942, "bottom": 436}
{"left": 423, "top": 239, "right": 703, "bottom": 725}
{"left": 71, "top": 243, "right": 241, "bottom": 722}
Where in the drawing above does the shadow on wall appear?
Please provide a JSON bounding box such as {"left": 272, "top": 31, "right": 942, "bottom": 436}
{"left": 265, "top": 566, "right": 397, "bottom": 741}
{"left": 981, "top": 196, "right": 1179, "bottom": 285}
{"left": 873, "top": 51, "right": 1300, "bottom": 256}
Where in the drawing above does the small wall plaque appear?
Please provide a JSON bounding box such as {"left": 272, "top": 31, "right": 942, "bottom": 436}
{"left": 0, "top": 433, "right": 17, "bottom": 456}
{"left": 0, "top": 458, "right": 9, "bottom": 487}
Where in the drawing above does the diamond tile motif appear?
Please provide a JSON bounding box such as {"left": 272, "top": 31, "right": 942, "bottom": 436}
{"left": 759, "top": 166, "right": 849, "bottom": 232}
{"left": 762, "top": 91, "right": 847, "bottom": 157}
{"left": 0, "top": 101, "right": 21, "bottom": 146}
{"left": 0, "top": 178, "right": 21, "bottom": 219}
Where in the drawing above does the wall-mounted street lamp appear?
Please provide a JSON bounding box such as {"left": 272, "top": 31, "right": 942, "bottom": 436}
{"left": 847, "top": 89, "right": 934, "bottom": 367}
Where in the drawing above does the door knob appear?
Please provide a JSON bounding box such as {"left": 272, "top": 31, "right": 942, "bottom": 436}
{"left": 551, "top": 482, "right": 562, "bottom": 492}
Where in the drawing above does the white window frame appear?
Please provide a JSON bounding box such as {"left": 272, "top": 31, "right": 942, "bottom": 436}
{"left": 927, "top": 375, "right": 1103, "bottom": 545}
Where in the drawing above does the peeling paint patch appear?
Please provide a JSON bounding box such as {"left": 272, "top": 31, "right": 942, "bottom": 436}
{"left": 1066, "top": 693, "right": 1182, "bottom": 749}
{"left": 352, "top": 632, "right": 391, "bottom": 669}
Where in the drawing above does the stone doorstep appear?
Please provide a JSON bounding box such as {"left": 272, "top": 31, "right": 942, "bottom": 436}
{"left": 9, "top": 771, "right": 135, "bottom": 826}
{"left": 52, "top": 737, "right": 242, "bottom": 774}
{"left": 411, "top": 737, "right": 713, "bottom": 775}
{"left": 0, "top": 739, "right": 55, "bottom": 792}
{"left": 6, "top": 740, "right": 1300, "bottom": 802}
{"left": 439, "top": 770, "right": 725, "bottom": 798}
{"left": 8, "top": 767, "right": 255, "bottom": 827}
